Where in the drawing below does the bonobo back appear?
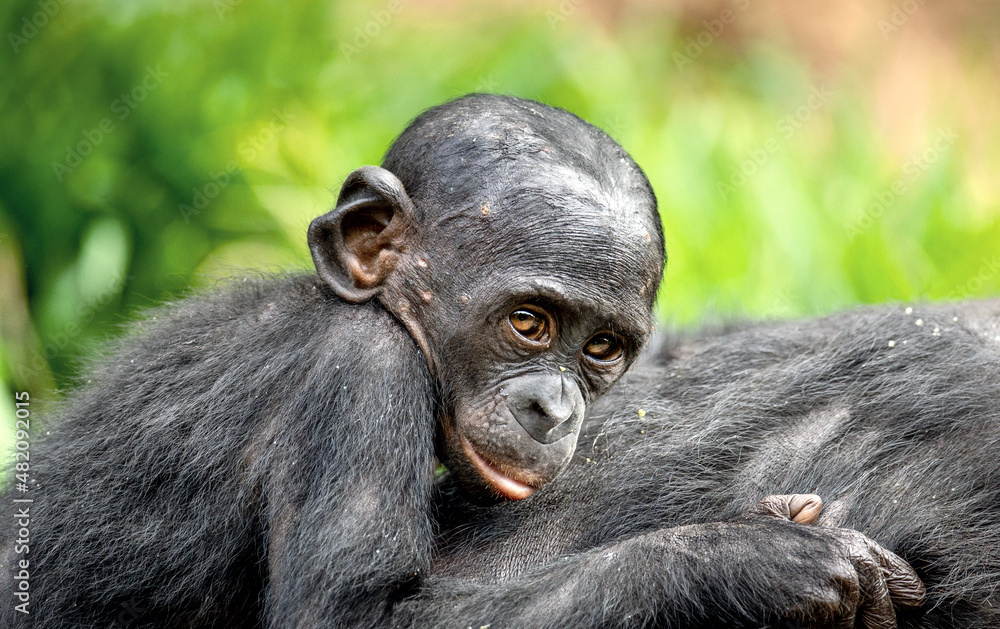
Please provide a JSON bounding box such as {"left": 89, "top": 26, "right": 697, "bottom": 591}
{"left": 0, "top": 274, "right": 437, "bottom": 626}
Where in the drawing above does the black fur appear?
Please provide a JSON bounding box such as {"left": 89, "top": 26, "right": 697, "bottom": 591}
{"left": 420, "top": 300, "right": 1000, "bottom": 628}
{"left": 1, "top": 276, "right": 436, "bottom": 626}
{"left": 8, "top": 94, "right": 985, "bottom": 628}
{"left": 0, "top": 94, "right": 666, "bottom": 627}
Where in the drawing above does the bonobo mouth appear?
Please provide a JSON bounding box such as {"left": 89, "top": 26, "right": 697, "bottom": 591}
{"left": 460, "top": 436, "right": 537, "bottom": 500}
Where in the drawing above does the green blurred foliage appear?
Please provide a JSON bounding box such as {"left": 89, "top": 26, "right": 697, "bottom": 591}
{"left": 1, "top": 0, "right": 999, "bottom": 447}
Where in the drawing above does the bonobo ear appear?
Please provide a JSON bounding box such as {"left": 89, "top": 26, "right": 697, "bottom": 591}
{"left": 308, "top": 166, "right": 417, "bottom": 303}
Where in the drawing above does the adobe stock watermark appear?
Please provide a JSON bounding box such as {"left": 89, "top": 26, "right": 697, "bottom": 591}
{"left": 944, "top": 255, "right": 1000, "bottom": 302}
{"left": 877, "top": 0, "right": 927, "bottom": 39}
{"left": 547, "top": 0, "right": 586, "bottom": 28}
{"left": 112, "top": 600, "right": 148, "bottom": 627}
{"left": 760, "top": 288, "right": 797, "bottom": 320}
{"left": 474, "top": 74, "right": 501, "bottom": 93}
{"left": 717, "top": 84, "right": 832, "bottom": 198}
{"left": 673, "top": 0, "right": 753, "bottom": 70}
{"left": 844, "top": 128, "right": 956, "bottom": 241}
{"left": 177, "top": 162, "right": 241, "bottom": 225}
{"left": 178, "top": 108, "right": 296, "bottom": 224}
{"left": 50, "top": 65, "right": 169, "bottom": 182}
{"left": 335, "top": 1, "right": 402, "bottom": 62}
{"left": 238, "top": 108, "right": 296, "bottom": 162}
{"left": 7, "top": 0, "right": 67, "bottom": 54}
{"left": 600, "top": 114, "right": 627, "bottom": 143}
{"left": 10, "top": 391, "right": 32, "bottom": 616}
{"left": 21, "top": 272, "right": 134, "bottom": 380}
{"left": 214, "top": 0, "right": 242, "bottom": 20}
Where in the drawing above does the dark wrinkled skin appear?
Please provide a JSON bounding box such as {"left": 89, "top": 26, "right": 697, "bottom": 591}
{"left": 417, "top": 300, "right": 1000, "bottom": 628}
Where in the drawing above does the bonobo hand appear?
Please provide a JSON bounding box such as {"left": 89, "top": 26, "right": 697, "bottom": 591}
{"left": 744, "top": 494, "right": 926, "bottom": 629}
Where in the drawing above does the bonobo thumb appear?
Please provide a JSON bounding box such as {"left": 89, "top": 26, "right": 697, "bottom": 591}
{"left": 744, "top": 494, "right": 823, "bottom": 524}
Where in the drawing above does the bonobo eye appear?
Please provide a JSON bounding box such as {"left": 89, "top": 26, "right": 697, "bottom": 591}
{"left": 583, "top": 333, "right": 624, "bottom": 364}
{"left": 508, "top": 306, "right": 550, "bottom": 345}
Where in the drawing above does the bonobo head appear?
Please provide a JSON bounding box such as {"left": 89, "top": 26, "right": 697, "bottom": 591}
{"left": 309, "top": 94, "right": 664, "bottom": 500}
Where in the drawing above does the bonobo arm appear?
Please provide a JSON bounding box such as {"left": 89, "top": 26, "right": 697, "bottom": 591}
{"left": 260, "top": 301, "right": 438, "bottom": 628}
{"left": 394, "top": 496, "right": 924, "bottom": 629}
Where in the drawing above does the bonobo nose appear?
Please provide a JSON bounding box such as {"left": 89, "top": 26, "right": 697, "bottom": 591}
{"left": 534, "top": 394, "right": 575, "bottom": 424}
{"left": 504, "top": 372, "right": 585, "bottom": 444}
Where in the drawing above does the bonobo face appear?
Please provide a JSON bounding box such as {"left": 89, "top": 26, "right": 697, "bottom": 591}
{"left": 308, "top": 94, "right": 663, "bottom": 501}
{"left": 442, "top": 303, "right": 636, "bottom": 500}
{"left": 435, "top": 273, "right": 655, "bottom": 500}
{"left": 423, "top": 182, "right": 661, "bottom": 500}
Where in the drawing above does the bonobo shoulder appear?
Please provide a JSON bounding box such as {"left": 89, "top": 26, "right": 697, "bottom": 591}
{"left": 300, "top": 274, "right": 428, "bottom": 366}
{"left": 133, "top": 273, "right": 406, "bottom": 339}
{"left": 82, "top": 273, "right": 422, "bottom": 391}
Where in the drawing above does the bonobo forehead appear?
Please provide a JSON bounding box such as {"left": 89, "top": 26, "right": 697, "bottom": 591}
{"left": 452, "top": 179, "right": 661, "bottom": 320}
{"left": 381, "top": 94, "right": 660, "bottom": 235}
{"left": 381, "top": 93, "right": 664, "bottom": 313}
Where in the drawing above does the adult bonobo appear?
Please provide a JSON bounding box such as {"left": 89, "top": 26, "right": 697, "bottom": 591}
{"left": 420, "top": 301, "right": 1000, "bottom": 628}
{"left": 0, "top": 94, "right": 663, "bottom": 627}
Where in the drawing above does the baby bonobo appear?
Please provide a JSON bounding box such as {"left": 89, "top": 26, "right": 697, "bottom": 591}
{"left": 0, "top": 94, "right": 664, "bottom": 627}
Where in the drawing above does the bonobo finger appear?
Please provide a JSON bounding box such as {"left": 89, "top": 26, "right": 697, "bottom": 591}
{"left": 744, "top": 494, "right": 823, "bottom": 523}
{"left": 788, "top": 494, "right": 824, "bottom": 524}
{"left": 865, "top": 538, "right": 927, "bottom": 609}
{"left": 851, "top": 545, "right": 896, "bottom": 629}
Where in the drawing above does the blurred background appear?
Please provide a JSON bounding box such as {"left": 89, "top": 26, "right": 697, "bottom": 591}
{"left": 1, "top": 0, "right": 999, "bottom": 445}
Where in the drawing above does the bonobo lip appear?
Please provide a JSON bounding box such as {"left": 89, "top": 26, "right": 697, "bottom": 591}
{"left": 460, "top": 436, "right": 537, "bottom": 500}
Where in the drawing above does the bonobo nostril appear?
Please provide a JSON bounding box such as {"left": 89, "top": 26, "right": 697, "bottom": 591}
{"left": 535, "top": 396, "right": 574, "bottom": 425}
{"left": 530, "top": 401, "right": 547, "bottom": 419}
